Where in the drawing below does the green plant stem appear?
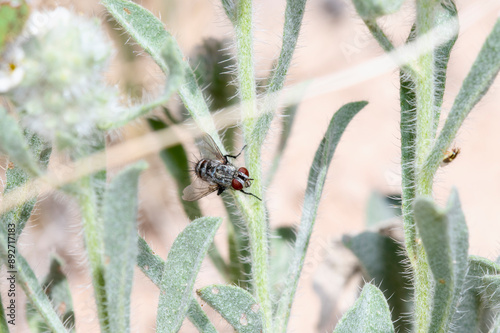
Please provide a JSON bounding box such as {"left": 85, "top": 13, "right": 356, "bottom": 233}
{"left": 77, "top": 177, "right": 109, "bottom": 331}
{"left": 411, "top": 1, "right": 439, "bottom": 332}
{"left": 234, "top": 1, "right": 272, "bottom": 331}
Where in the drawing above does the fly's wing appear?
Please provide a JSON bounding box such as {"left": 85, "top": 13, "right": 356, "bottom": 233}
{"left": 198, "top": 134, "right": 225, "bottom": 162}
{"left": 182, "top": 177, "right": 218, "bottom": 201}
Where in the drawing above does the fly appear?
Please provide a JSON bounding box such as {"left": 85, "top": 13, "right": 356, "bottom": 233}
{"left": 182, "top": 134, "right": 262, "bottom": 201}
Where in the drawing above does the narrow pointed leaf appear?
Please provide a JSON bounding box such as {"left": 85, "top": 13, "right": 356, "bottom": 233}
{"left": 255, "top": 0, "right": 307, "bottom": 144}
{"left": 26, "top": 257, "right": 75, "bottom": 332}
{"left": 103, "top": 161, "right": 147, "bottom": 333}
{"left": 432, "top": 1, "right": 458, "bottom": 132}
{"left": 270, "top": 227, "right": 296, "bottom": 297}
{"left": 423, "top": 17, "right": 500, "bottom": 180}
{"left": 0, "top": 223, "right": 67, "bottom": 332}
{"left": 343, "top": 231, "right": 411, "bottom": 331}
{"left": 453, "top": 256, "right": 500, "bottom": 333}
{"left": 197, "top": 285, "right": 263, "bottom": 333}
{"left": 156, "top": 217, "right": 222, "bottom": 333}
{"left": 266, "top": 102, "right": 300, "bottom": 186}
{"left": 333, "top": 283, "right": 394, "bottom": 333}
{"left": 101, "top": 0, "right": 218, "bottom": 138}
{"left": 137, "top": 237, "right": 217, "bottom": 332}
{"left": 220, "top": 0, "right": 236, "bottom": 24}
{"left": 0, "top": 107, "right": 41, "bottom": 177}
{"left": 414, "top": 188, "right": 469, "bottom": 332}
{"left": 274, "top": 101, "right": 368, "bottom": 332}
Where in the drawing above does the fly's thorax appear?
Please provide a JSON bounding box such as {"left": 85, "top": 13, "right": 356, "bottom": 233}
{"left": 195, "top": 158, "right": 236, "bottom": 187}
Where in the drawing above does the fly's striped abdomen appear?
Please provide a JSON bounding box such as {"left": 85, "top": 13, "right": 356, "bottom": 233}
{"left": 195, "top": 159, "right": 236, "bottom": 188}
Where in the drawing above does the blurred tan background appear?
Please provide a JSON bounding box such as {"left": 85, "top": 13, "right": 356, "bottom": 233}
{"left": 7, "top": 0, "right": 500, "bottom": 331}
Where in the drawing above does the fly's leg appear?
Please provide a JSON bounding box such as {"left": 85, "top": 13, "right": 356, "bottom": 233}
{"left": 224, "top": 145, "right": 247, "bottom": 162}
{"left": 217, "top": 186, "right": 226, "bottom": 196}
{"left": 240, "top": 190, "right": 262, "bottom": 201}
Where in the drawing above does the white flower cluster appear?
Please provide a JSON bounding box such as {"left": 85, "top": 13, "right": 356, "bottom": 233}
{"left": 2, "top": 7, "right": 123, "bottom": 149}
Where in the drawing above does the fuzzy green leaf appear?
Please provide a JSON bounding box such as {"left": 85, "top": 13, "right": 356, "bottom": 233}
{"left": 423, "top": 17, "right": 500, "bottom": 180}
{"left": 432, "top": 1, "right": 458, "bottom": 132}
{"left": 187, "top": 299, "right": 218, "bottom": 333}
{"left": 365, "top": 192, "right": 401, "bottom": 227}
{"left": 254, "top": 0, "right": 307, "bottom": 145}
{"left": 481, "top": 275, "right": 500, "bottom": 307}
{"left": 352, "top": 0, "right": 405, "bottom": 19}
{"left": 266, "top": 102, "right": 300, "bottom": 186}
{"left": 333, "top": 283, "right": 394, "bottom": 333}
{"left": 220, "top": 0, "right": 236, "bottom": 24}
{"left": 0, "top": 107, "right": 41, "bottom": 177}
{"left": 101, "top": 0, "right": 219, "bottom": 139}
{"left": 103, "top": 161, "right": 146, "bottom": 332}
{"left": 453, "top": 256, "right": 500, "bottom": 333}
{"left": 156, "top": 217, "right": 222, "bottom": 332}
{"left": 270, "top": 227, "right": 296, "bottom": 297}
{"left": 0, "top": 1, "right": 29, "bottom": 54}
{"left": 137, "top": 237, "right": 217, "bottom": 332}
{"left": 137, "top": 237, "right": 164, "bottom": 285}
{"left": 343, "top": 232, "right": 411, "bottom": 331}
{"left": 197, "top": 285, "right": 263, "bottom": 333}
{"left": 414, "top": 188, "right": 469, "bottom": 332}
{"left": 274, "top": 101, "right": 368, "bottom": 332}
{"left": 26, "top": 257, "right": 75, "bottom": 332}
{"left": 0, "top": 224, "right": 67, "bottom": 332}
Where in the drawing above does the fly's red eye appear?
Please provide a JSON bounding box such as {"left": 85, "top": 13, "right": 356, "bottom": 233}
{"left": 238, "top": 167, "right": 249, "bottom": 176}
{"left": 232, "top": 179, "right": 243, "bottom": 191}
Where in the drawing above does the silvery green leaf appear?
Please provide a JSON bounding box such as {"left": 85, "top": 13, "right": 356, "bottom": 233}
{"left": 137, "top": 237, "right": 217, "bottom": 332}
{"left": 103, "top": 162, "right": 147, "bottom": 332}
{"left": 453, "top": 256, "right": 500, "bottom": 333}
{"left": 414, "top": 189, "right": 468, "bottom": 332}
{"left": 333, "top": 283, "right": 394, "bottom": 333}
{"left": 343, "top": 232, "right": 411, "bottom": 331}
{"left": 274, "top": 101, "right": 368, "bottom": 332}
{"left": 197, "top": 285, "right": 262, "bottom": 333}
{"left": 156, "top": 217, "right": 222, "bottom": 333}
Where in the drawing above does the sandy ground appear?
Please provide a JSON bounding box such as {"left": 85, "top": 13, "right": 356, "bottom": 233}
{"left": 3, "top": 0, "right": 500, "bottom": 332}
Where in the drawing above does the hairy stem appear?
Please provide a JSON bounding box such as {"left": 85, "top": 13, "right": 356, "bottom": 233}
{"left": 77, "top": 177, "right": 109, "bottom": 331}
{"left": 233, "top": 0, "right": 272, "bottom": 331}
{"left": 411, "top": 1, "right": 440, "bottom": 331}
